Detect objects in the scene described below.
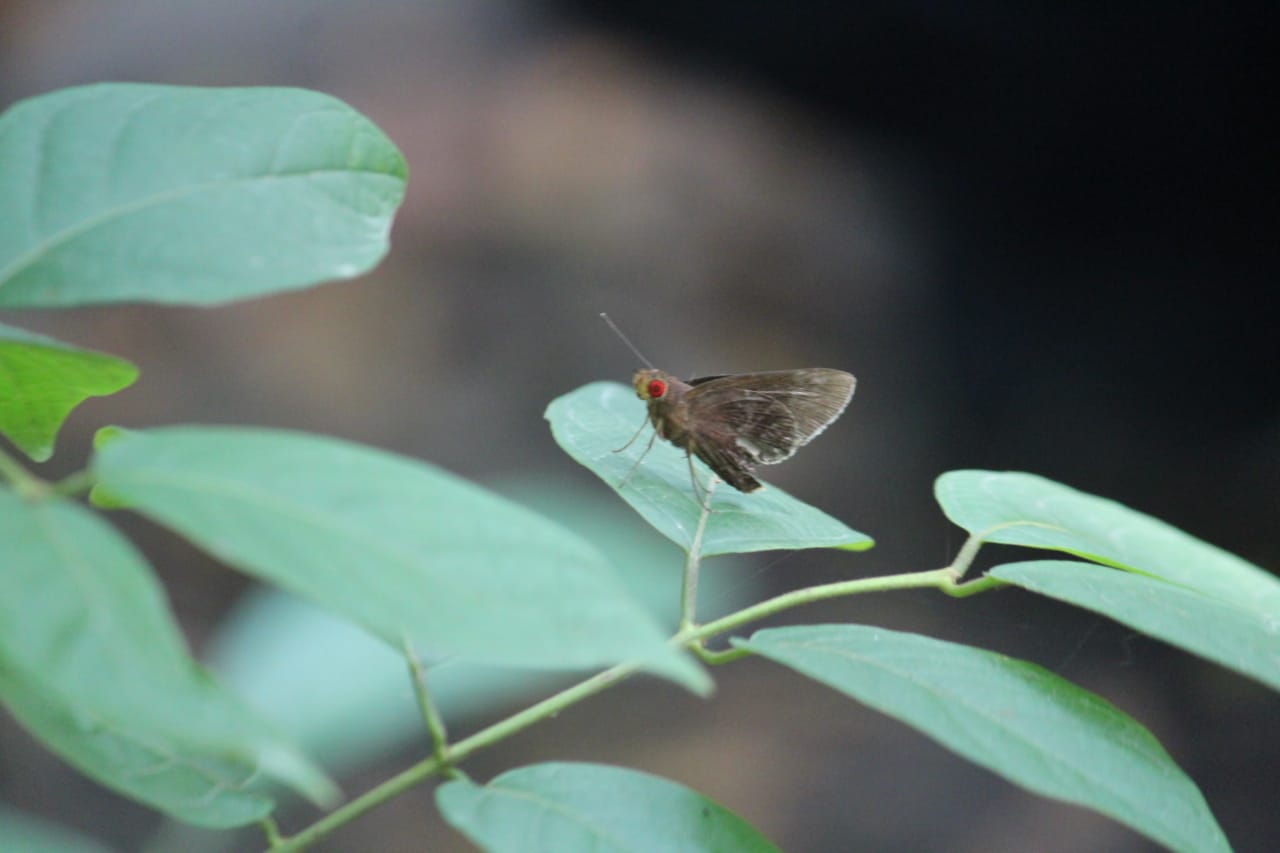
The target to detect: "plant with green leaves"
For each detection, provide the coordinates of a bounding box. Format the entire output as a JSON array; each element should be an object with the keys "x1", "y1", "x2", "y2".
[{"x1": 1, "y1": 83, "x2": 1274, "y2": 853}]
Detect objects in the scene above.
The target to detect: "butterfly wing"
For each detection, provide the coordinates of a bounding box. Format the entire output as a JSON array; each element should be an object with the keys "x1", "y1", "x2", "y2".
[
  {"x1": 683, "y1": 369, "x2": 856, "y2": 473},
  {"x1": 686, "y1": 432, "x2": 766, "y2": 492}
]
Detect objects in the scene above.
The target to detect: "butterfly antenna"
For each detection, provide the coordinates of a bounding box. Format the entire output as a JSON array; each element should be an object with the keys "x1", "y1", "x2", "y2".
[{"x1": 600, "y1": 312, "x2": 654, "y2": 368}]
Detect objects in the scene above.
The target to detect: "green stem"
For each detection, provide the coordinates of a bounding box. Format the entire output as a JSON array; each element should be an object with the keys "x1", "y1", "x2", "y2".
[
  {"x1": 402, "y1": 638, "x2": 453, "y2": 772},
  {"x1": 269, "y1": 662, "x2": 638, "y2": 852},
  {"x1": 678, "y1": 479, "x2": 715, "y2": 632},
  {"x1": 52, "y1": 469, "x2": 97, "y2": 498},
  {"x1": 691, "y1": 644, "x2": 751, "y2": 665},
  {"x1": 680, "y1": 568, "x2": 964, "y2": 643},
  {"x1": 940, "y1": 574, "x2": 1006, "y2": 597},
  {"x1": 0, "y1": 445, "x2": 48, "y2": 499},
  {"x1": 259, "y1": 816, "x2": 284, "y2": 847},
  {"x1": 269, "y1": 527, "x2": 1004, "y2": 850},
  {"x1": 949, "y1": 533, "x2": 985, "y2": 580}
]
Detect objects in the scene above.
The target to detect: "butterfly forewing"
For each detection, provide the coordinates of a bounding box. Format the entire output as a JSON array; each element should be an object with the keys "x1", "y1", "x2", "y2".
[{"x1": 683, "y1": 369, "x2": 856, "y2": 465}]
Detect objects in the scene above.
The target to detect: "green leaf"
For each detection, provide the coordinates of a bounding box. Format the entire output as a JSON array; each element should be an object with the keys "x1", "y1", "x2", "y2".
[
  {"x1": 545, "y1": 382, "x2": 872, "y2": 556},
  {"x1": 204, "y1": 478, "x2": 762, "y2": 776},
  {"x1": 0, "y1": 83, "x2": 406, "y2": 307},
  {"x1": 91, "y1": 427, "x2": 708, "y2": 693},
  {"x1": 436, "y1": 762, "x2": 780, "y2": 853},
  {"x1": 735, "y1": 624, "x2": 1228, "y2": 853},
  {"x1": 935, "y1": 470, "x2": 1280, "y2": 616},
  {"x1": 992, "y1": 560, "x2": 1280, "y2": 691},
  {"x1": 0, "y1": 489, "x2": 336, "y2": 827},
  {"x1": 0, "y1": 323, "x2": 137, "y2": 461}
]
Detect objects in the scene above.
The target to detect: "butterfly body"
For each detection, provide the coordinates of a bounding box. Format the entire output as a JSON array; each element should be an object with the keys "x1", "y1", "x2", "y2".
[{"x1": 631, "y1": 367, "x2": 856, "y2": 494}]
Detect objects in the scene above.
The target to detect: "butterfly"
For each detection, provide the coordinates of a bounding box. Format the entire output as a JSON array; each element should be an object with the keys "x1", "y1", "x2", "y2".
[{"x1": 620, "y1": 367, "x2": 856, "y2": 500}]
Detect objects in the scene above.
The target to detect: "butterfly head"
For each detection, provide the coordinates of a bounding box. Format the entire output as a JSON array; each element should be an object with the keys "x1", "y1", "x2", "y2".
[{"x1": 632, "y1": 368, "x2": 670, "y2": 401}]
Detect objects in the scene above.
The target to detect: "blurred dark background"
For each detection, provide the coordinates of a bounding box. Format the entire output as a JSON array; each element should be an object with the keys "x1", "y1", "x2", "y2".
[{"x1": 1, "y1": 2, "x2": 1276, "y2": 851}]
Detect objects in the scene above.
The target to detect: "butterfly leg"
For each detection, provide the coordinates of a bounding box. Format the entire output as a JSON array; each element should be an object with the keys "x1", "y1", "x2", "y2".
[
  {"x1": 613, "y1": 414, "x2": 652, "y2": 453},
  {"x1": 685, "y1": 449, "x2": 715, "y2": 510},
  {"x1": 617, "y1": 428, "x2": 659, "y2": 489}
]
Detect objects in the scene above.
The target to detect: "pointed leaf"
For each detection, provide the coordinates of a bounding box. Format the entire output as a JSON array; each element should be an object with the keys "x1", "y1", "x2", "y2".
[
  {"x1": 735, "y1": 624, "x2": 1228, "y2": 853},
  {"x1": 992, "y1": 560, "x2": 1280, "y2": 692},
  {"x1": 935, "y1": 470, "x2": 1280, "y2": 616},
  {"x1": 91, "y1": 427, "x2": 708, "y2": 692},
  {"x1": 437, "y1": 762, "x2": 780, "y2": 853},
  {"x1": 0, "y1": 83, "x2": 406, "y2": 307},
  {"x1": 546, "y1": 382, "x2": 871, "y2": 555},
  {"x1": 0, "y1": 489, "x2": 335, "y2": 827},
  {"x1": 0, "y1": 323, "x2": 137, "y2": 461},
  {"x1": 206, "y1": 480, "x2": 761, "y2": 773}
]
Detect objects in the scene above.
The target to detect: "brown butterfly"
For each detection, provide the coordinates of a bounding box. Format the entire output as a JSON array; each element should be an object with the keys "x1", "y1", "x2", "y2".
[
  {"x1": 604, "y1": 313, "x2": 855, "y2": 501},
  {"x1": 623, "y1": 368, "x2": 856, "y2": 498}
]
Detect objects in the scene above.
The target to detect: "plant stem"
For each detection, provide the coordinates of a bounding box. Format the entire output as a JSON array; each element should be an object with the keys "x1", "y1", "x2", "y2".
[
  {"x1": 679, "y1": 478, "x2": 715, "y2": 632},
  {"x1": 949, "y1": 533, "x2": 985, "y2": 579},
  {"x1": 259, "y1": 816, "x2": 283, "y2": 846},
  {"x1": 269, "y1": 662, "x2": 638, "y2": 852},
  {"x1": 681, "y1": 568, "x2": 965, "y2": 642},
  {"x1": 52, "y1": 469, "x2": 97, "y2": 497},
  {"x1": 691, "y1": 644, "x2": 751, "y2": 665},
  {"x1": 269, "y1": 524, "x2": 1003, "y2": 850},
  {"x1": 940, "y1": 574, "x2": 1006, "y2": 597},
  {"x1": 0, "y1": 445, "x2": 48, "y2": 499},
  {"x1": 402, "y1": 638, "x2": 453, "y2": 772}
]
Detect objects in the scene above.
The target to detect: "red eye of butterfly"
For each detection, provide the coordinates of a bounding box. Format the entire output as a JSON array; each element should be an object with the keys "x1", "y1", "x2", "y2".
[{"x1": 647, "y1": 379, "x2": 667, "y2": 399}]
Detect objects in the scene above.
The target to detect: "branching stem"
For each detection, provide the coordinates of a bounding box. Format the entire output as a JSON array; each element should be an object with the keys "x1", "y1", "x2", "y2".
[
  {"x1": 267, "y1": 515, "x2": 1001, "y2": 851},
  {"x1": 402, "y1": 637, "x2": 455, "y2": 774},
  {"x1": 268, "y1": 663, "x2": 636, "y2": 852}
]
